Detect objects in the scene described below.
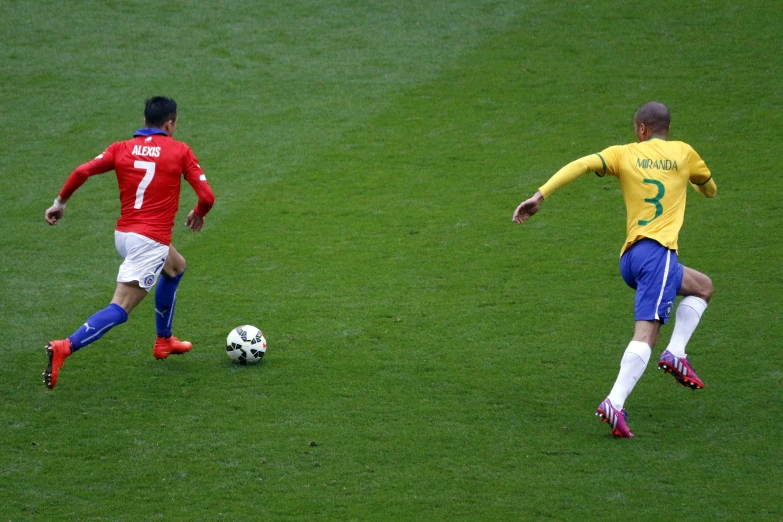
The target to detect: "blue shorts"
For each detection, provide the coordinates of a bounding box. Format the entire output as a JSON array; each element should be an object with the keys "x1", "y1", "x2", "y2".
[{"x1": 620, "y1": 239, "x2": 683, "y2": 324}]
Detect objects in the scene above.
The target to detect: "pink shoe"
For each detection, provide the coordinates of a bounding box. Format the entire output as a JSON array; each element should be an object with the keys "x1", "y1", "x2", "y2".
[
  {"x1": 658, "y1": 350, "x2": 704, "y2": 389},
  {"x1": 596, "y1": 398, "x2": 634, "y2": 438}
]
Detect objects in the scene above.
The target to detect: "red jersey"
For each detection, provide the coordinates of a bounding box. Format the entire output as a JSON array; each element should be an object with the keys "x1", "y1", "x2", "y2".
[{"x1": 59, "y1": 129, "x2": 215, "y2": 245}]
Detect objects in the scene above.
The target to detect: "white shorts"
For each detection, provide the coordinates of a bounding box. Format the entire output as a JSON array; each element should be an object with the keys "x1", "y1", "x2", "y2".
[{"x1": 114, "y1": 231, "x2": 169, "y2": 291}]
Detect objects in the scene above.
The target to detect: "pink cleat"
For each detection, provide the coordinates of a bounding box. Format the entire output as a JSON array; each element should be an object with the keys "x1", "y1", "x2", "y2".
[
  {"x1": 596, "y1": 398, "x2": 634, "y2": 438},
  {"x1": 658, "y1": 350, "x2": 704, "y2": 389}
]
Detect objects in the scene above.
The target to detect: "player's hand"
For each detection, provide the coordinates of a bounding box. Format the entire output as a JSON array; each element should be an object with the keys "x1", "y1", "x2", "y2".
[
  {"x1": 45, "y1": 205, "x2": 64, "y2": 226},
  {"x1": 513, "y1": 191, "x2": 544, "y2": 224},
  {"x1": 186, "y1": 210, "x2": 204, "y2": 232}
]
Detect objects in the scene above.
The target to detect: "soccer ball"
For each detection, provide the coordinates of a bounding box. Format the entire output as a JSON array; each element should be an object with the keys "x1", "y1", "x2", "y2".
[{"x1": 226, "y1": 325, "x2": 267, "y2": 365}]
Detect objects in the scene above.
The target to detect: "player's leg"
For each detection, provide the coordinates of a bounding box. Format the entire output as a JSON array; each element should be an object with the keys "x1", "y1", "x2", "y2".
[
  {"x1": 631, "y1": 319, "x2": 661, "y2": 347},
  {"x1": 667, "y1": 266, "x2": 712, "y2": 356},
  {"x1": 70, "y1": 281, "x2": 147, "y2": 348},
  {"x1": 44, "y1": 232, "x2": 167, "y2": 389},
  {"x1": 153, "y1": 245, "x2": 192, "y2": 359},
  {"x1": 598, "y1": 239, "x2": 677, "y2": 436},
  {"x1": 678, "y1": 266, "x2": 713, "y2": 301},
  {"x1": 68, "y1": 281, "x2": 150, "y2": 348},
  {"x1": 658, "y1": 266, "x2": 712, "y2": 389},
  {"x1": 606, "y1": 319, "x2": 659, "y2": 408},
  {"x1": 43, "y1": 282, "x2": 145, "y2": 390},
  {"x1": 155, "y1": 245, "x2": 186, "y2": 339}
]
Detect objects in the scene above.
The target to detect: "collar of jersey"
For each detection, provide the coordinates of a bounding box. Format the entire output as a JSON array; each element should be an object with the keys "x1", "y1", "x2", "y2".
[
  {"x1": 134, "y1": 128, "x2": 169, "y2": 137},
  {"x1": 647, "y1": 135, "x2": 665, "y2": 141}
]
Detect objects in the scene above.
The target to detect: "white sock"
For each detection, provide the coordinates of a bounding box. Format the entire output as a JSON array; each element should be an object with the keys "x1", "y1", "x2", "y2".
[
  {"x1": 665, "y1": 296, "x2": 708, "y2": 357},
  {"x1": 607, "y1": 341, "x2": 651, "y2": 411}
]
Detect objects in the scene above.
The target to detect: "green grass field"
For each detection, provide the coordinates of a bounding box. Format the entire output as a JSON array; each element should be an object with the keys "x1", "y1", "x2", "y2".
[{"x1": 1, "y1": 1, "x2": 781, "y2": 520}]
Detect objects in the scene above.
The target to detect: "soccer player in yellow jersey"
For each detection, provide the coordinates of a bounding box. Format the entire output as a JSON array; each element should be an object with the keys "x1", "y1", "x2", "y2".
[{"x1": 513, "y1": 102, "x2": 717, "y2": 438}]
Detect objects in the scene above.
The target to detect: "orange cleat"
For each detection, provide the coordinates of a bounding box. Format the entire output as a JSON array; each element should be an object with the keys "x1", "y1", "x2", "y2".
[
  {"x1": 44, "y1": 340, "x2": 72, "y2": 390},
  {"x1": 154, "y1": 336, "x2": 193, "y2": 359}
]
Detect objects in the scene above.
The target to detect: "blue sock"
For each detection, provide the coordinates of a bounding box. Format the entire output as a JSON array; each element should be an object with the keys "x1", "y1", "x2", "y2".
[
  {"x1": 155, "y1": 271, "x2": 184, "y2": 338},
  {"x1": 68, "y1": 303, "x2": 129, "y2": 352}
]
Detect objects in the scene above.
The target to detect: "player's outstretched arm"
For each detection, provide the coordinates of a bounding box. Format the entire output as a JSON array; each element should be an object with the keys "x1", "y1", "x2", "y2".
[
  {"x1": 513, "y1": 191, "x2": 544, "y2": 224},
  {"x1": 513, "y1": 154, "x2": 606, "y2": 225},
  {"x1": 44, "y1": 197, "x2": 68, "y2": 226},
  {"x1": 46, "y1": 146, "x2": 117, "y2": 226}
]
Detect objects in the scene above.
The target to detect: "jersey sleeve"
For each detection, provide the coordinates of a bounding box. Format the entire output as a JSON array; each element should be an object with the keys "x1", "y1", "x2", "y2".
[
  {"x1": 59, "y1": 142, "x2": 119, "y2": 200},
  {"x1": 687, "y1": 145, "x2": 717, "y2": 197},
  {"x1": 538, "y1": 153, "x2": 607, "y2": 199},
  {"x1": 182, "y1": 146, "x2": 204, "y2": 183},
  {"x1": 595, "y1": 145, "x2": 622, "y2": 178},
  {"x1": 182, "y1": 147, "x2": 215, "y2": 217}
]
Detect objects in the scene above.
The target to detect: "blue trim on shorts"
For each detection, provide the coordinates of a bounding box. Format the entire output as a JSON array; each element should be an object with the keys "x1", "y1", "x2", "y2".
[{"x1": 620, "y1": 239, "x2": 683, "y2": 324}]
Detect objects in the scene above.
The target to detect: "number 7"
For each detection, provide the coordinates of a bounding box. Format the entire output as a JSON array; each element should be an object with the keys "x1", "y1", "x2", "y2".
[{"x1": 134, "y1": 160, "x2": 156, "y2": 209}]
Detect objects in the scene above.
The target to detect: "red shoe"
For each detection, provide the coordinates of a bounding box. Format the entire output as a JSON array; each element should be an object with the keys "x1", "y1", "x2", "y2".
[
  {"x1": 44, "y1": 340, "x2": 72, "y2": 390},
  {"x1": 154, "y1": 336, "x2": 193, "y2": 359}
]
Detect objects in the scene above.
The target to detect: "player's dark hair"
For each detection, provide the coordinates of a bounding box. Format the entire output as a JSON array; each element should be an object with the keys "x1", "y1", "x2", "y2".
[
  {"x1": 144, "y1": 96, "x2": 177, "y2": 127},
  {"x1": 634, "y1": 101, "x2": 670, "y2": 134}
]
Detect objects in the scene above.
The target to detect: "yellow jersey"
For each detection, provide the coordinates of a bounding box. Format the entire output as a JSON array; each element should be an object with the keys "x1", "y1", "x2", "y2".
[{"x1": 538, "y1": 137, "x2": 716, "y2": 255}]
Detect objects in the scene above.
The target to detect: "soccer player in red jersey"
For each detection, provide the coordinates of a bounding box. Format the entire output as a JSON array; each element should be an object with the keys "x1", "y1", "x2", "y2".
[{"x1": 43, "y1": 96, "x2": 215, "y2": 389}]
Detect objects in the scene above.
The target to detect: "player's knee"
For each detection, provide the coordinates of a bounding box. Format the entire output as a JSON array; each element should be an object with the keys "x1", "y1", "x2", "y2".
[
  {"x1": 173, "y1": 258, "x2": 187, "y2": 276},
  {"x1": 165, "y1": 261, "x2": 186, "y2": 278},
  {"x1": 163, "y1": 254, "x2": 186, "y2": 277},
  {"x1": 697, "y1": 275, "x2": 713, "y2": 302}
]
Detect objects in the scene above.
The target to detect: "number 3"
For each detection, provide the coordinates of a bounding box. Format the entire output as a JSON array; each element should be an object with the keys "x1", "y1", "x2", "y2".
[
  {"x1": 638, "y1": 178, "x2": 665, "y2": 226},
  {"x1": 134, "y1": 160, "x2": 156, "y2": 209}
]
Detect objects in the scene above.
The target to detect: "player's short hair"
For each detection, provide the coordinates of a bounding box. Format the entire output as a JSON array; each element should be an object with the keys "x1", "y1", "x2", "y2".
[
  {"x1": 144, "y1": 96, "x2": 177, "y2": 127},
  {"x1": 634, "y1": 101, "x2": 670, "y2": 134}
]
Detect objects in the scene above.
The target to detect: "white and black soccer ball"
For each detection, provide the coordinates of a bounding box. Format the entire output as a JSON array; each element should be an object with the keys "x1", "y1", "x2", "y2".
[{"x1": 226, "y1": 325, "x2": 267, "y2": 365}]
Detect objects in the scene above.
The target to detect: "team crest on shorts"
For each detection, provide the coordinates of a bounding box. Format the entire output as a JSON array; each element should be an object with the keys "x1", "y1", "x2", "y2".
[
  {"x1": 142, "y1": 274, "x2": 155, "y2": 287},
  {"x1": 665, "y1": 301, "x2": 674, "y2": 318}
]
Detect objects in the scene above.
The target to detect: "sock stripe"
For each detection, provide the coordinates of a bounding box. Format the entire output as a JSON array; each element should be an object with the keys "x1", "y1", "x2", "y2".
[
  {"x1": 167, "y1": 294, "x2": 177, "y2": 330},
  {"x1": 81, "y1": 322, "x2": 116, "y2": 344}
]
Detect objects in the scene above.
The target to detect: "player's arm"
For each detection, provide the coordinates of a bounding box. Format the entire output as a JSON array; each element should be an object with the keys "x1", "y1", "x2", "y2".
[
  {"x1": 691, "y1": 177, "x2": 716, "y2": 198},
  {"x1": 182, "y1": 148, "x2": 215, "y2": 232},
  {"x1": 513, "y1": 153, "x2": 607, "y2": 224},
  {"x1": 45, "y1": 144, "x2": 117, "y2": 226},
  {"x1": 184, "y1": 178, "x2": 215, "y2": 232},
  {"x1": 687, "y1": 147, "x2": 716, "y2": 198}
]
